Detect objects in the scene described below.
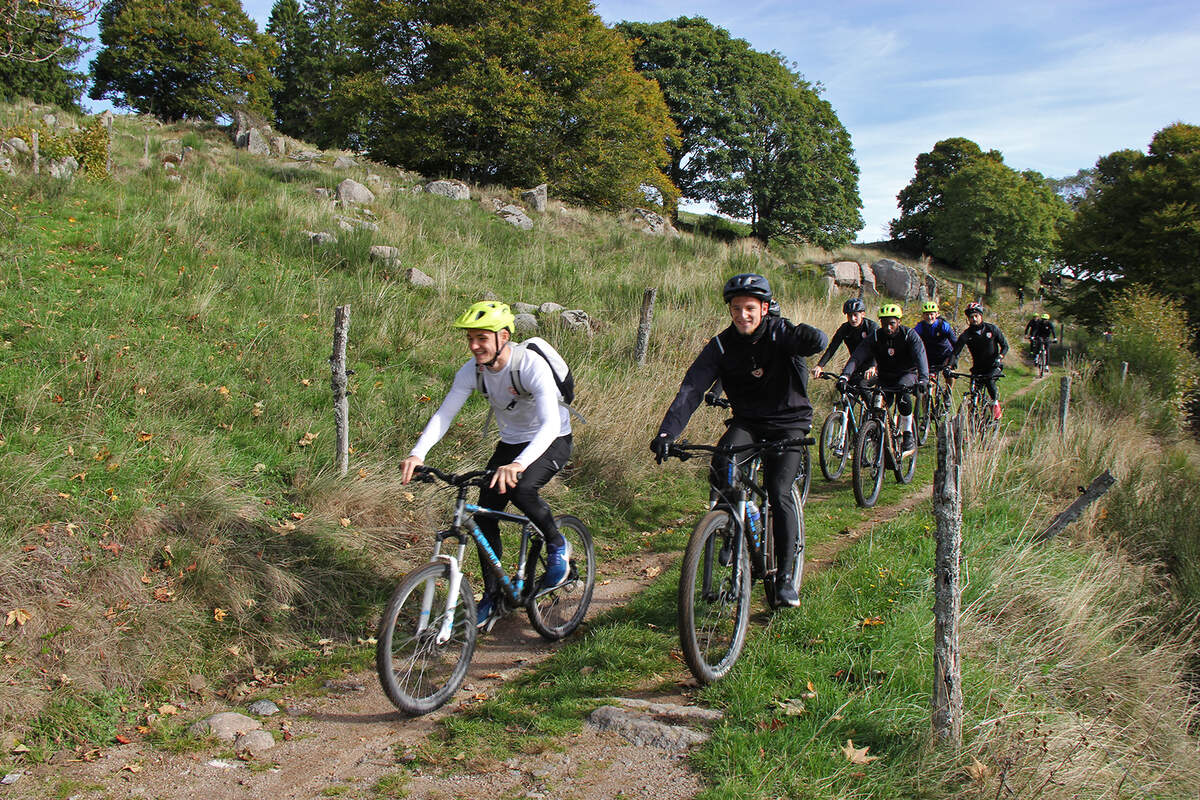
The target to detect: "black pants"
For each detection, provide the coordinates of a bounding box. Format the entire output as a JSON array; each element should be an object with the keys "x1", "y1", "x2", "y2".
[
  {"x1": 971, "y1": 366, "x2": 1002, "y2": 402},
  {"x1": 878, "y1": 372, "x2": 918, "y2": 415},
  {"x1": 711, "y1": 421, "x2": 806, "y2": 572},
  {"x1": 476, "y1": 434, "x2": 572, "y2": 595}
]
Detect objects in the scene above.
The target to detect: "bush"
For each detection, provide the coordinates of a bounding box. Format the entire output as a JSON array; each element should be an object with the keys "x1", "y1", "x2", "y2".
[
  {"x1": 1095, "y1": 286, "x2": 1199, "y2": 413},
  {"x1": 1, "y1": 118, "x2": 110, "y2": 179}
]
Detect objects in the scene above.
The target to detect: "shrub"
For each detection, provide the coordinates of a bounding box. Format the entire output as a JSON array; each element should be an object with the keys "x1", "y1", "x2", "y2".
[
  {"x1": 1, "y1": 118, "x2": 110, "y2": 179},
  {"x1": 1095, "y1": 286, "x2": 1199, "y2": 412}
]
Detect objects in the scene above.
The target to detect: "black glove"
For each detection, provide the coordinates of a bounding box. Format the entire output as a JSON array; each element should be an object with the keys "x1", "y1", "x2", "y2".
[
  {"x1": 650, "y1": 433, "x2": 674, "y2": 464},
  {"x1": 942, "y1": 367, "x2": 953, "y2": 381}
]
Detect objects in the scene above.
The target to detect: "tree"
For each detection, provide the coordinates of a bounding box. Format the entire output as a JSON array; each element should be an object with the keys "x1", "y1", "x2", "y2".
[
  {"x1": 890, "y1": 137, "x2": 1003, "y2": 255},
  {"x1": 930, "y1": 160, "x2": 1065, "y2": 295},
  {"x1": 341, "y1": 0, "x2": 678, "y2": 209},
  {"x1": 0, "y1": 3, "x2": 87, "y2": 107},
  {"x1": 266, "y1": 0, "x2": 320, "y2": 139},
  {"x1": 1058, "y1": 123, "x2": 1200, "y2": 330},
  {"x1": 618, "y1": 17, "x2": 861, "y2": 244},
  {"x1": 0, "y1": 0, "x2": 98, "y2": 62},
  {"x1": 89, "y1": 0, "x2": 278, "y2": 122}
]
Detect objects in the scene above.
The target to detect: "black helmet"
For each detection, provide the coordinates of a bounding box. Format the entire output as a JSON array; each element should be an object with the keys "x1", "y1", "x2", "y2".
[
  {"x1": 843, "y1": 297, "x2": 866, "y2": 314},
  {"x1": 722, "y1": 273, "x2": 772, "y2": 303}
]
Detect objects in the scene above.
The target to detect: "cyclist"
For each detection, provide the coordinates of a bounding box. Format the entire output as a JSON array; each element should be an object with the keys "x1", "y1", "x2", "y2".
[
  {"x1": 838, "y1": 303, "x2": 929, "y2": 457},
  {"x1": 399, "y1": 301, "x2": 573, "y2": 628},
  {"x1": 650, "y1": 274, "x2": 827, "y2": 607},
  {"x1": 913, "y1": 300, "x2": 957, "y2": 387},
  {"x1": 1024, "y1": 312, "x2": 1056, "y2": 363},
  {"x1": 950, "y1": 302, "x2": 1009, "y2": 420},
  {"x1": 811, "y1": 297, "x2": 878, "y2": 390}
]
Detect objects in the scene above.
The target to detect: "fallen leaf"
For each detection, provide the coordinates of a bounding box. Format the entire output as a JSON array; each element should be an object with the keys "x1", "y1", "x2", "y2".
[
  {"x1": 965, "y1": 757, "x2": 991, "y2": 783},
  {"x1": 121, "y1": 761, "x2": 143, "y2": 773},
  {"x1": 402, "y1": 491, "x2": 414, "y2": 502},
  {"x1": 100, "y1": 541, "x2": 121, "y2": 555},
  {"x1": 115, "y1": 733, "x2": 133, "y2": 744},
  {"x1": 297, "y1": 431, "x2": 318, "y2": 447},
  {"x1": 300, "y1": 378, "x2": 312, "y2": 387},
  {"x1": 339, "y1": 518, "x2": 351, "y2": 528},
  {"x1": 136, "y1": 431, "x2": 153, "y2": 442},
  {"x1": 861, "y1": 617, "x2": 885, "y2": 627},
  {"x1": 841, "y1": 739, "x2": 880, "y2": 765},
  {"x1": 5, "y1": 608, "x2": 31, "y2": 627},
  {"x1": 93, "y1": 448, "x2": 110, "y2": 461},
  {"x1": 776, "y1": 699, "x2": 806, "y2": 716},
  {"x1": 158, "y1": 704, "x2": 178, "y2": 716},
  {"x1": 290, "y1": 511, "x2": 305, "y2": 520},
  {"x1": 106, "y1": 461, "x2": 120, "y2": 472},
  {"x1": 217, "y1": 386, "x2": 230, "y2": 397},
  {"x1": 70, "y1": 471, "x2": 86, "y2": 481},
  {"x1": 153, "y1": 586, "x2": 175, "y2": 602},
  {"x1": 251, "y1": 401, "x2": 264, "y2": 418},
  {"x1": 418, "y1": 395, "x2": 431, "y2": 403},
  {"x1": 357, "y1": 467, "x2": 368, "y2": 479},
  {"x1": 642, "y1": 565, "x2": 662, "y2": 578},
  {"x1": 274, "y1": 520, "x2": 297, "y2": 533},
  {"x1": 213, "y1": 608, "x2": 227, "y2": 622}
]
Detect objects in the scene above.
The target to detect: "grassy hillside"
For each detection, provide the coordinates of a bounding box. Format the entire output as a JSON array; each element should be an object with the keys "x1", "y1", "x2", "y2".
[{"x1": 3, "y1": 104, "x2": 1198, "y2": 798}]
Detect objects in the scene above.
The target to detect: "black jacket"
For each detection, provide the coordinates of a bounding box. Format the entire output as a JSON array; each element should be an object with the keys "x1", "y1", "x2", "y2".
[
  {"x1": 657, "y1": 316, "x2": 827, "y2": 438},
  {"x1": 816, "y1": 318, "x2": 879, "y2": 369},
  {"x1": 842, "y1": 324, "x2": 929, "y2": 383},
  {"x1": 952, "y1": 322, "x2": 1009, "y2": 370}
]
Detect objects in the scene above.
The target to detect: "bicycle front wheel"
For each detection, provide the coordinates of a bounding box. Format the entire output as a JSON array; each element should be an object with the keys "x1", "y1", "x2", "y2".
[
  {"x1": 526, "y1": 515, "x2": 596, "y2": 641},
  {"x1": 796, "y1": 445, "x2": 812, "y2": 505},
  {"x1": 819, "y1": 409, "x2": 850, "y2": 480},
  {"x1": 678, "y1": 510, "x2": 751, "y2": 684},
  {"x1": 852, "y1": 418, "x2": 885, "y2": 508},
  {"x1": 376, "y1": 562, "x2": 477, "y2": 716},
  {"x1": 894, "y1": 424, "x2": 918, "y2": 484}
]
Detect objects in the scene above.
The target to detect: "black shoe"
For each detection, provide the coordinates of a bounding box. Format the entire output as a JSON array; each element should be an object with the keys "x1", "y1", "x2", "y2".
[
  {"x1": 718, "y1": 536, "x2": 733, "y2": 566},
  {"x1": 775, "y1": 581, "x2": 800, "y2": 607},
  {"x1": 901, "y1": 431, "x2": 916, "y2": 457}
]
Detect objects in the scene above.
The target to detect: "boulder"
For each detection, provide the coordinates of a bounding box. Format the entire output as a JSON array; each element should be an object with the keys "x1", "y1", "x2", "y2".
[
  {"x1": 826, "y1": 261, "x2": 861, "y2": 287},
  {"x1": 539, "y1": 302, "x2": 565, "y2": 315},
  {"x1": 292, "y1": 150, "x2": 322, "y2": 161},
  {"x1": 48, "y1": 156, "x2": 79, "y2": 179},
  {"x1": 337, "y1": 179, "x2": 375, "y2": 206},
  {"x1": 270, "y1": 136, "x2": 288, "y2": 157},
  {"x1": 333, "y1": 155, "x2": 356, "y2": 169},
  {"x1": 97, "y1": 110, "x2": 114, "y2": 128},
  {"x1": 871, "y1": 258, "x2": 922, "y2": 300},
  {"x1": 234, "y1": 729, "x2": 276, "y2": 757},
  {"x1": 424, "y1": 179, "x2": 471, "y2": 200},
  {"x1": 313, "y1": 187, "x2": 331, "y2": 199},
  {"x1": 6, "y1": 137, "x2": 29, "y2": 155},
  {"x1": 188, "y1": 712, "x2": 261, "y2": 741},
  {"x1": 512, "y1": 302, "x2": 538, "y2": 314},
  {"x1": 301, "y1": 230, "x2": 337, "y2": 245},
  {"x1": 406, "y1": 268, "x2": 435, "y2": 287},
  {"x1": 247, "y1": 699, "x2": 280, "y2": 717},
  {"x1": 521, "y1": 183, "x2": 548, "y2": 212},
  {"x1": 559, "y1": 309, "x2": 592, "y2": 334},
  {"x1": 859, "y1": 263, "x2": 878, "y2": 295},
  {"x1": 369, "y1": 245, "x2": 402, "y2": 264},
  {"x1": 513, "y1": 313, "x2": 538, "y2": 333},
  {"x1": 497, "y1": 204, "x2": 533, "y2": 230},
  {"x1": 42, "y1": 113, "x2": 57, "y2": 128},
  {"x1": 246, "y1": 128, "x2": 270, "y2": 156},
  {"x1": 336, "y1": 216, "x2": 378, "y2": 232},
  {"x1": 629, "y1": 207, "x2": 680, "y2": 238}
]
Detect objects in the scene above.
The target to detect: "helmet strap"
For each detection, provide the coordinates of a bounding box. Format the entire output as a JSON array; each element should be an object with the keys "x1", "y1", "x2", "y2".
[{"x1": 481, "y1": 332, "x2": 509, "y2": 369}]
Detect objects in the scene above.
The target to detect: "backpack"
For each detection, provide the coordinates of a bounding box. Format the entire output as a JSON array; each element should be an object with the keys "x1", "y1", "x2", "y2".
[{"x1": 476, "y1": 337, "x2": 585, "y2": 425}]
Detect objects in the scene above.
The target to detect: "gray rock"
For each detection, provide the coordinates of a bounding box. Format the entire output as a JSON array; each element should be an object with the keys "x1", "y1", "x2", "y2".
[
  {"x1": 336, "y1": 216, "x2": 379, "y2": 232},
  {"x1": 406, "y1": 268, "x2": 435, "y2": 287},
  {"x1": 246, "y1": 128, "x2": 270, "y2": 156},
  {"x1": 539, "y1": 302, "x2": 565, "y2": 315},
  {"x1": 42, "y1": 113, "x2": 57, "y2": 128},
  {"x1": 826, "y1": 261, "x2": 861, "y2": 287},
  {"x1": 513, "y1": 313, "x2": 538, "y2": 333},
  {"x1": 871, "y1": 258, "x2": 922, "y2": 300},
  {"x1": 98, "y1": 110, "x2": 114, "y2": 128},
  {"x1": 247, "y1": 699, "x2": 280, "y2": 716},
  {"x1": 588, "y1": 706, "x2": 709, "y2": 752},
  {"x1": 313, "y1": 188, "x2": 331, "y2": 199},
  {"x1": 521, "y1": 183, "x2": 548, "y2": 212},
  {"x1": 512, "y1": 302, "x2": 538, "y2": 314},
  {"x1": 166, "y1": 174, "x2": 182, "y2": 183},
  {"x1": 301, "y1": 230, "x2": 337, "y2": 245},
  {"x1": 163, "y1": 161, "x2": 176, "y2": 171},
  {"x1": 630, "y1": 208, "x2": 680, "y2": 238},
  {"x1": 0, "y1": 155, "x2": 14, "y2": 176},
  {"x1": 609, "y1": 697, "x2": 724, "y2": 723},
  {"x1": 337, "y1": 178, "x2": 375, "y2": 206},
  {"x1": 333, "y1": 155, "x2": 356, "y2": 169},
  {"x1": 821, "y1": 276, "x2": 836, "y2": 297},
  {"x1": 234, "y1": 729, "x2": 276, "y2": 757},
  {"x1": 292, "y1": 150, "x2": 322, "y2": 161},
  {"x1": 498, "y1": 204, "x2": 533, "y2": 230},
  {"x1": 270, "y1": 136, "x2": 288, "y2": 157},
  {"x1": 0, "y1": 772, "x2": 21, "y2": 785},
  {"x1": 48, "y1": 156, "x2": 79, "y2": 179},
  {"x1": 424, "y1": 179, "x2": 471, "y2": 200},
  {"x1": 559, "y1": 309, "x2": 591, "y2": 333},
  {"x1": 5, "y1": 137, "x2": 29, "y2": 155},
  {"x1": 860, "y1": 263, "x2": 878, "y2": 295},
  {"x1": 369, "y1": 245, "x2": 402, "y2": 264},
  {"x1": 189, "y1": 712, "x2": 261, "y2": 741}
]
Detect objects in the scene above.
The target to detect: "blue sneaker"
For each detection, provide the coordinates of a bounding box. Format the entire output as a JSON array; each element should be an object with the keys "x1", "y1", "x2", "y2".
[
  {"x1": 540, "y1": 538, "x2": 572, "y2": 591},
  {"x1": 475, "y1": 594, "x2": 495, "y2": 629}
]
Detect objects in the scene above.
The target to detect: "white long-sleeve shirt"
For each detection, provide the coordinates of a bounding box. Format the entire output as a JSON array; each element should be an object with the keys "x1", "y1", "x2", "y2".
[{"x1": 409, "y1": 349, "x2": 571, "y2": 467}]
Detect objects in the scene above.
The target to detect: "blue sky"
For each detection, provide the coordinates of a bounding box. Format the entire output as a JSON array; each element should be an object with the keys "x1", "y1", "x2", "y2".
[{"x1": 89, "y1": 0, "x2": 1200, "y2": 242}]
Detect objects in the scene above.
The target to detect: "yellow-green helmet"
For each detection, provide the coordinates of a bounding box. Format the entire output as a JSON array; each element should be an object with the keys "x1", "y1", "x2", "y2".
[
  {"x1": 1041, "y1": 312, "x2": 1050, "y2": 320},
  {"x1": 879, "y1": 303, "x2": 903, "y2": 319},
  {"x1": 920, "y1": 301, "x2": 938, "y2": 313},
  {"x1": 453, "y1": 301, "x2": 514, "y2": 332}
]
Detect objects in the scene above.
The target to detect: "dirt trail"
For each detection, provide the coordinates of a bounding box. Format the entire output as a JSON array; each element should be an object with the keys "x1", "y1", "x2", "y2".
[{"x1": 5, "y1": 381, "x2": 1049, "y2": 799}]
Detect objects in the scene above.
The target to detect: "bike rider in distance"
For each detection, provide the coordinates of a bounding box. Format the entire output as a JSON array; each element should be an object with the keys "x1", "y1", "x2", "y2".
[
  {"x1": 913, "y1": 300, "x2": 957, "y2": 389},
  {"x1": 650, "y1": 274, "x2": 827, "y2": 607},
  {"x1": 951, "y1": 301, "x2": 1009, "y2": 420},
  {"x1": 1024, "y1": 312, "x2": 1056, "y2": 360},
  {"x1": 810, "y1": 297, "x2": 878, "y2": 390},
  {"x1": 399, "y1": 301, "x2": 573, "y2": 628},
  {"x1": 838, "y1": 303, "x2": 929, "y2": 457}
]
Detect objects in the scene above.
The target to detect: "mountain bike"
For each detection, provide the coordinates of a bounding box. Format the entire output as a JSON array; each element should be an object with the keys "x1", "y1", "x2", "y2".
[
  {"x1": 816, "y1": 373, "x2": 867, "y2": 480},
  {"x1": 662, "y1": 435, "x2": 812, "y2": 684},
  {"x1": 376, "y1": 465, "x2": 595, "y2": 715},
  {"x1": 916, "y1": 369, "x2": 954, "y2": 446},
  {"x1": 950, "y1": 371, "x2": 1005, "y2": 439},
  {"x1": 704, "y1": 392, "x2": 810, "y2": 504},
  {"x1": 852, "y1": 383, "x2": 919, "y2": 508},
  {"x1": 1029, "y1": 337, "x2": 1050, "y2": 377}
]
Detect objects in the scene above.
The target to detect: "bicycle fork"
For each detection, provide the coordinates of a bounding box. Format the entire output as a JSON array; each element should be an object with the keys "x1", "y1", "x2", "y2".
[{"x1": 421, "y1": 539, "x2": 470, "y2": 645}]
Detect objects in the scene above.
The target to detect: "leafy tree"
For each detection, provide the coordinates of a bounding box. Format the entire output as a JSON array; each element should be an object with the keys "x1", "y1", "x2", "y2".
[
  {"x1": 1058, "y1": 123, "x2": 1200, "y2": 331},
  {"x1": 266, "y1": 0, "x2": 320, "y2": 139},
  {"x1": 90, "y1": 0, "x2": 278, "y2": 121},
  {"x1": 890, "y1": 137, "x2": 1002, "y2": 255},
  {"x1": 0, "y1": 4, "x2": 87, "y2": 107},
  {"x1": 930, "y1": 160, "x2": 1065, "y2": 295},
  {"x1": 0, "y1": 0, "x2": 98, "y2": 62},
  {"x1": 617, "y1": 17, "x2": 861, "y2": 244},
  {"x1": 1046, "y1": 167, "x2": 1095, "y2": 209},
  {"x1": 342, "y1": 0, "x2": 678, "y2": 209}
]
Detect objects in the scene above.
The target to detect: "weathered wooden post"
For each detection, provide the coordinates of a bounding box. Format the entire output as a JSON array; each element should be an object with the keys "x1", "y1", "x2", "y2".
[
  {"x1": 331, "y1": 305, "x2": 351, "y2": 477},
  {"x1": 932, "y1": 407, "x2": 964, "y2": 748},
  {"x1": 953, "y1": 283, "x2": 962, "y2": 321},
  {"x1": 103, "y1": 115, "x2": 113, "y2": 175},
  {"x1": 634, "y1": 287, "x2": 656, "y2": 366},
  {"x1": 1120, "y1": 362, "x2": 1129, "y2": 386},
  {"x1": 31, "y1": 129, "x2": 39, "y2": 175},
  {"x1": 1058, "y1": 375, "x2": 1071, "y2": 432}
]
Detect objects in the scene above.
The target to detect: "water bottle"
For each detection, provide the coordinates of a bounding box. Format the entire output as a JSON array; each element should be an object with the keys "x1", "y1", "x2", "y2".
[{"x1": 746, "y1": 501, "x2": 762, "y2": 534}]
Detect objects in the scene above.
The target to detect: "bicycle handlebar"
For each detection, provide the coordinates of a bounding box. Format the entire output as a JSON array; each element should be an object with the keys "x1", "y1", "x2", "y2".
[
  {"x1": 411, "y1": 464, "x2": 494, "y2": 487},
  {"x1": 664, "y1": 436, "x2": 814, "y2": 462},
  {"x1": 947, "y1": 371, "x2": 1005, "y2": 380}
]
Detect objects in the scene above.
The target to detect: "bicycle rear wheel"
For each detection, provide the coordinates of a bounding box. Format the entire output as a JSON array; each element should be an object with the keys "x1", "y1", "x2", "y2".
[
  {"x1": 916, "y1": 389, "x2": 932, "y2": 446},
  {"x1": 526, "y1": 515, "x2": 596, "y2": 641},
  {"x1": 766, "y1": 484, "x2": 805, "y2": 609},
  {"x1": 678, "y1": 510, "x2": 751, "y2": 684},
  {"x1": 893, "y1": 423, "x2": 918, "y2": 484},
  {"x1": 852, "y1": 418, "x2": 885, "y2": 508},
  {"x1": 377, "y1": 562, "x2": 477, "y2": 716},
  {"x1": 818, "y1": 409, "x2": 850, "y2": 480}
]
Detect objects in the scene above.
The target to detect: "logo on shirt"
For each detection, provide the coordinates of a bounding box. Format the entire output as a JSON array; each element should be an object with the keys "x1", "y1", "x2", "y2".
[
  {"x1": 986, "y1": 332, "x2": 992, "y2": 339},
  {"x1": 751, "y1": 368, "x2": 764, "y2": 378},
  {"x1": 887, "y1": 348, "x2": 895, "y2": 356}
]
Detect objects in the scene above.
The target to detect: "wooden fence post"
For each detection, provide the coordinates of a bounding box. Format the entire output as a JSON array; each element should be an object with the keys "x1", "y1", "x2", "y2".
[
  {"x1": 32, "y1": 130, "x2": 39, "y2": 175},
  {"x1": 634, "y1": 287, "x2": 656, "y2": 366},
  {"x1": 1120, "y1": 362, "x2": 1128, "y2": 386},
  {"x1": 331, "y1": 305, "x2": 351, "y2": 477},
  {"x1": 932, "y1": 408, "x2": 964, "y2": 748},
  {"x1": 1058, "y1": 375, "x2": 1071, "y2": 432}
]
